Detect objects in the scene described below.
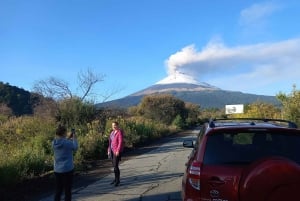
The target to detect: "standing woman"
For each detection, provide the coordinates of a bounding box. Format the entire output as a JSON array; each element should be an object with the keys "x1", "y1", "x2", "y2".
[
  {"x1": 107, "y1": 121, "x2": 124, "y2": 186},
  {"x1": 52, "y1": 125, "x2": 78, "y2": 201}
]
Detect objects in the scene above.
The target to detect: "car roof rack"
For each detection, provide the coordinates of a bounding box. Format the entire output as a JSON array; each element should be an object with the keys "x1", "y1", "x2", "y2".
[{"x1": 208, "y1": 118, "x2": 298, "y2": 128}]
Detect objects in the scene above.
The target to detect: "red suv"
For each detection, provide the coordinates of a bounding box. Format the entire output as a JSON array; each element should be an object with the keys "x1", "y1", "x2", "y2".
[{"x1": 182, "y1": 118, "x2": 300, "y2": 201}]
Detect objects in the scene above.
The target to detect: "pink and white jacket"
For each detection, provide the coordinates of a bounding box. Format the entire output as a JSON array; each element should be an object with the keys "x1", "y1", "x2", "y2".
[{"x1": 108, "y1": 129, "x2": 124, "y2": 154}]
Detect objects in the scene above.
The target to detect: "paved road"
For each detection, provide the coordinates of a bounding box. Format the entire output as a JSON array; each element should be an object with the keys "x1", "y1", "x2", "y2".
[{"x1": 40, "y1": 129, "x2": 198, "y2": 201}]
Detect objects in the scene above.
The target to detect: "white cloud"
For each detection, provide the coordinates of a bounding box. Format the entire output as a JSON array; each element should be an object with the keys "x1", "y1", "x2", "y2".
[
  {"x1": 162, "y1": 38, "x2": 300, "y2": 95},
  {"x1": 239, "y1": 2, "x2": 280, "y2": 26}
]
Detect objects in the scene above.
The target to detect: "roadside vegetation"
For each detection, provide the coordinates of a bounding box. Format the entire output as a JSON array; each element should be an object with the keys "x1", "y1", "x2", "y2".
[{"x1": 0, "y1": 70, "x2": 299, "y2": 192}]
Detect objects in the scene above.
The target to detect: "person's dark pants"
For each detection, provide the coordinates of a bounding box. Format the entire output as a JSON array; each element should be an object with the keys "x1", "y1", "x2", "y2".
[
  {"x1": 112, "y1": 153, "x2": 121, "y2": 183},
  {"x1": 54, "y1": 170, "x2": 74, "y2": 201}
]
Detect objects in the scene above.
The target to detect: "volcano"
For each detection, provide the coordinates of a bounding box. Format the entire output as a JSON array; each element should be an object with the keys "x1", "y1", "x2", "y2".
[
  {"x1": 132, "y1": 72, "x2": 220, "y2": 96},
  {"x1": 96, "y1": 73, "x2": 279, "y2": 109}
]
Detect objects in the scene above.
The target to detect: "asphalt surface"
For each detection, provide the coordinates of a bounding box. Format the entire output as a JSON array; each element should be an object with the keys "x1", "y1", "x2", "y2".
[{"x1": 38, "y1": 129, "x2": 197, "y2": 201}]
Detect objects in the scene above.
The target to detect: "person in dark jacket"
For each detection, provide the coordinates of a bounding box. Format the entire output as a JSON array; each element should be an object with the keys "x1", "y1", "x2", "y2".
[
  {"x1": 52, "y1": 125, "x2": 78, "y2": 201},
  {"x1": 107, "y1": 121, "x2": 124, "y2": 186}
]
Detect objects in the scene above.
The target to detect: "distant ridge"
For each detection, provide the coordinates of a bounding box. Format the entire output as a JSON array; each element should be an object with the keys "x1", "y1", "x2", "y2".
[{"x1": 96, "y1": 82, "x2": 280, "y2": 109}]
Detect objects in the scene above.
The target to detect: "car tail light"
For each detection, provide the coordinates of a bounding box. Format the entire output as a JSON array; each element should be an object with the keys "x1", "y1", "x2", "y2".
[{"x1": 188, "y1": 160, "x2": 201, "y2": 190}]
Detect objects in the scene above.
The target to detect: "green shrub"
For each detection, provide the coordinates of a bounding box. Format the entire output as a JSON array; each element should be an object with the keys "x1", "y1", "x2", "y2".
[
  {"x1": 0, "y1": 143, "x2": 51, "y2": 187},
  {"x1": 0, "y1": 114, "x2": 180, "y2": 187}
]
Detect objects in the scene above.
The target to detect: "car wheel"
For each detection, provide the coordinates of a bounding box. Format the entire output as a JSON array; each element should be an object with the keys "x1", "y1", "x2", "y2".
[{"x1": 239, "y1": 156, "x2": 300, "y2": 201}]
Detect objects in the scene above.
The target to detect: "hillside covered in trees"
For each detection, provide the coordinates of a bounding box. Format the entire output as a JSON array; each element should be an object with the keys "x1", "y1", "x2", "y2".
[{"x1": 0, "y1": 82, "x2": 41, "y2": 116}]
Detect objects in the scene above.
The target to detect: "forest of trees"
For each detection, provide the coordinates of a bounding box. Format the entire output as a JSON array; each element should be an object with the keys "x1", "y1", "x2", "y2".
[{"x1": 0, "y1": 82, "x2": 40, "y2": 116}]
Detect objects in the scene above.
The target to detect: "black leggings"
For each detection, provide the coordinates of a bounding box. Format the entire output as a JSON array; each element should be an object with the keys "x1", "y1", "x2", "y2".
[
  {"x1": 112, "y1": 153, "x2": 121, "y2": 182},
  {"x1": 54, "y1": 170, "x2": 74, "y2": 201}
]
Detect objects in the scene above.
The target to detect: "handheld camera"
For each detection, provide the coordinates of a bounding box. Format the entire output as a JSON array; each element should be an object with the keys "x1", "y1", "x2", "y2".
[{"x1": 70, "y1": 128, "x2": 75, "y2": 138}]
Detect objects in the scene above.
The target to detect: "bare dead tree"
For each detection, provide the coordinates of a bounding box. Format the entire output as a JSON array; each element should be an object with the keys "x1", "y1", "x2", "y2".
[
  {"x1": 97, "y1": 86, "x2": 125, "y2": 103},
  {"x1": 32, "y1": 68, "x2": 119, "y2": 102},
  {"x1": 33, "y1": 77, "x2": 73, "y2": 100},
  {"x1": 77, "y1": 68, "x2": 105, "y2": 101}
]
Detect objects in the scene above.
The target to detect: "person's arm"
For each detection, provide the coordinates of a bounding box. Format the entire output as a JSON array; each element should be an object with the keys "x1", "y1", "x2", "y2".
[
  {"x1": 115, "y1": 130, "x2": 124, "y2": 156},
  {"x1": 66, "y1": 130, "x2": 78, "y2": 151},
  {"x1": 70, "y1": 130, "x2": 78, "y2": 151},
  {"x1": 72, "y1": 135, "x2": 78, "y2": 151},
  {"x1": 107, "y1": 134, "x2": 111, "y2": 156}
]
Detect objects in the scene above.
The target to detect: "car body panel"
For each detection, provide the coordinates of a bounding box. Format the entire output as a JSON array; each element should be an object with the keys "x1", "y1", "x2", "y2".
[
  {"x1": 200, "y1": 165, "x2": 243, "y2": 201},
  {"x1": 182, "y1": 119, "x2": 300, "y2": 201}
]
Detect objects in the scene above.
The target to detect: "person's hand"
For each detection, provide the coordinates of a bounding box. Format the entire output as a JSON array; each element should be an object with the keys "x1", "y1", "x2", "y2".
[
  {"x1": 69, "y1": 129, "x2": 76, "y2": 139},
  {"x1": 115, "y1": 151, "x2": 119, "y2": 156},
  {"x1": 67, "y1": 132, "x2": 73, "y2": 139}
]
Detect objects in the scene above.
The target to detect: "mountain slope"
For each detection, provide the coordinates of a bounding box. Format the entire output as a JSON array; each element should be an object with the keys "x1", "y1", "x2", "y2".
[
  {"x1": 131, "y1": 83, "x2": 220, "y2": 96},
  {"x1": 96, "y1": 83, "x2": 280, "y2": 109}
]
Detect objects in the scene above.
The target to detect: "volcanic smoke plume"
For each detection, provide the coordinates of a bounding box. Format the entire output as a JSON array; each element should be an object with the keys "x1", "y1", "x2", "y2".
[{"x1": 157, "y1": 38, "x2": 300, "y2": 89}]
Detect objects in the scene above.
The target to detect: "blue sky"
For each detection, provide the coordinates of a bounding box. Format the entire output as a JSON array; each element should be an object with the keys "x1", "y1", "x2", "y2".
[{"x1": 1, "y1": 0, "x2": 300, "y2": 102}]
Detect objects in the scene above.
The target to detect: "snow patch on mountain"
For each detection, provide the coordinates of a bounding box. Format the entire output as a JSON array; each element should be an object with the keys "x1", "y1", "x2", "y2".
[
  {"x1": 155, "y1": 71, "x2": 217, "y2": 88},
  {"x1": 131, "y1": 76, "x2": 220, "y2": 96},
  {"x1": 156, "y1": 71, "x2": 199, "y2": 85}
]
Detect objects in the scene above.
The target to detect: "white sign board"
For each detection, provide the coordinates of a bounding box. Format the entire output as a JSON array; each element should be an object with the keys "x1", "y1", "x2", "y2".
[{"x1": 225, "y1": 104, "x2": 244, "y2": 114}]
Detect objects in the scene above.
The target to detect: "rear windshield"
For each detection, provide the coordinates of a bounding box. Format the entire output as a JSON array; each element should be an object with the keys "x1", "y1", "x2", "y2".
[{"x1": 203, "y1": 130, "x2": 300, "y2": 165}]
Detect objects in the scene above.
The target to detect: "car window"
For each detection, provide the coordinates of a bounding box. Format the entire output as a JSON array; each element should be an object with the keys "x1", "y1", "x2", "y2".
[{"x1": 203, "y1": 131, "x2": 300, "y2": 165}]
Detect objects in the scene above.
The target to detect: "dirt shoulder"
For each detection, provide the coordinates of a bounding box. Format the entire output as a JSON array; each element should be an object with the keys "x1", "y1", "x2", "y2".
[{"x1": 3, "y1": 130, "x2": 193, "y2": 201}]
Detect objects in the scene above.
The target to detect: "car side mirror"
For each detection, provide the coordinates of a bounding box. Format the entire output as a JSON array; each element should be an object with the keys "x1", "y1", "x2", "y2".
[{"x1": 183, "y1": 140, "x2": 194, "y2": 148}]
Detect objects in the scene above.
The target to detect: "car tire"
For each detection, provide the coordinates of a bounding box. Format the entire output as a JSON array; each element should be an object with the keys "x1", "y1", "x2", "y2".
[{"x1": 239, "y1": 156, "x2": 300, "y2": 201}]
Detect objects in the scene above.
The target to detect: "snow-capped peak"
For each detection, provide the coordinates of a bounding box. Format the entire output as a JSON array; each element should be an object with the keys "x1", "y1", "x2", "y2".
[{"x1": 156, "y1": 71, "x2": 199, "y2": 85}]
